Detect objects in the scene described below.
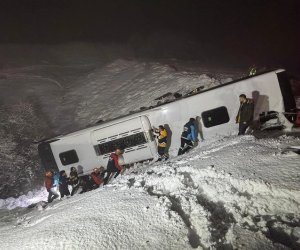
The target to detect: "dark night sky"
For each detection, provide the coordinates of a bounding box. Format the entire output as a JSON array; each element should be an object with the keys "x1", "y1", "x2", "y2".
[{"x1": 0, "y1": 0, "x2": 299, "y2": 73}]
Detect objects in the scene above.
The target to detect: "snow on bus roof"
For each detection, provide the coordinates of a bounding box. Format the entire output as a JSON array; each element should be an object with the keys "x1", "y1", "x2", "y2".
[{"x1": 41, "y1": 69, "x2": 284, "y2": 142}]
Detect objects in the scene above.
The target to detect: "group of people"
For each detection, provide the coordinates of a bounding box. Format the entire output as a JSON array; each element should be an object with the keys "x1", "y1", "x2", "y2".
[
  {"x1": 44, "y1": 148, "x2": 124, "y2": 203},
  {"x1": 44, "y1": 166, "x2": 79, "y2": 203},
  {"x1": 45, "y1": 94, "x2": 254, "y2": 202},
  {"x1": 153, "y1": 117, "x2": 198, "y2": 160},
  {"x1": 153, "y1": 93, "x2": 254, "y2": 159}
]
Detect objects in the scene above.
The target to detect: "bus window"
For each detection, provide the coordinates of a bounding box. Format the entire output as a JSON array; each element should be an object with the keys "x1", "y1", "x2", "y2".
[
  {"x1": 59, "y1": 150, "x2": 79, "y2": 166},
  {"x1": 201, "y1": 106, "x2": 230, "y2": 128},
  {"x1": 95, "y1": 132, "x2": 147, "y2": 155}
]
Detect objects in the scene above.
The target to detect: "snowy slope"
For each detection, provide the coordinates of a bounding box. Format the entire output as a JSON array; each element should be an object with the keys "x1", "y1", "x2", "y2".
[
  {"x1": 1, "y1": 43, "x2": 299, "y2": 249},
  {"x1": 66, "y1": 59, "x2": 231, "y2": 131},
  {"x1": 0, "y1": 45, "x2": 243, "y2": 198},
  {"x1": 0, "y1": 135, "x2": 299, "y2": 249},
  {"x1": 0, "y1": 51, "x2": 241, "y2": 135}
]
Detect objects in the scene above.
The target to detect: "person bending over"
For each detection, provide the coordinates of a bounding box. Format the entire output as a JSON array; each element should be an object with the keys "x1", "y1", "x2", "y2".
[
  {"x1": 103, "y1": 147, "x2": 124, "y2": 185},
  {"x1": 178, "y1": 118, "x2": 197, "y2": 155}
]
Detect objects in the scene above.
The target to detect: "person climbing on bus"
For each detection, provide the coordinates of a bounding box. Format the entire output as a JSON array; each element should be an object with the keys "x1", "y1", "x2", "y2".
[
  {"x1": 44, "y1": 171, "x2": 59, "y2": 203},
  {"x1": 69, "y1": 167, "x2": 79, "y2": 196},
  {"x1": 103, "y1": 147, "x2": 124, "y2": 185},
  {"x1": 59, "y1": 170, "x2": 70, "y2": 198},
  {"x1": 178, "y1": 118, "x2": 197, "y2": 155},
  {"x1": 236, "y1": 94, "x2": 254, "y2": 135},
  {"x1": 153, "y1": 125, "x2": 168, "y2": 161}
]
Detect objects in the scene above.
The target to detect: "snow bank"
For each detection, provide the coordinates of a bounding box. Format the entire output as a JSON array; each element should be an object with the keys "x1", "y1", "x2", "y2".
[
  {"x1": 1, "y1": 135, "x2": 299, "y2": 249},
  {"x1": 0, "y1": 189, "x2": 47, "y2": 210},
  {"x1": 0, "y1": 189, "x2": 190, "y2": 250}
]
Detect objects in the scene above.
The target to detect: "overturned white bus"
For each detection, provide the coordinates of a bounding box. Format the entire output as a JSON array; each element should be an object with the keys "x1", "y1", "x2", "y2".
[{"x1": 38, "y1": 69, "x2": 297, "y2": 175}]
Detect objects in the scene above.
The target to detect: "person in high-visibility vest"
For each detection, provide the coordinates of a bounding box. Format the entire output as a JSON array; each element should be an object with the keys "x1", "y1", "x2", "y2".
[{"x1": 154, "y1": 125, "x2": 168, "y2": 161}]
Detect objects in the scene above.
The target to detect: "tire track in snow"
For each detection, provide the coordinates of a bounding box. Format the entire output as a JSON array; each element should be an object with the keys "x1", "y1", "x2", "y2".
[{"x1": 117, "y1": 158, "x2": 300, "y2": 249}]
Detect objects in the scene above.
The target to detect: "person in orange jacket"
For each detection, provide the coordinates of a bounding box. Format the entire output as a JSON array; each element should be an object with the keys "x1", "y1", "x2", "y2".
[{"x1": 45, "y1": 171, "x2": 59, "y2": 203}]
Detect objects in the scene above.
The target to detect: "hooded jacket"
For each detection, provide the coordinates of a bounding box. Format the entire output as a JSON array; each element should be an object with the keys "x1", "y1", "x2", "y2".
[
  {"x1": 236, "y1": 99, "x2": 254, "y2": 123},
  {"x1": 181, "y1": 121, "x2": 196, "y2": 142}
]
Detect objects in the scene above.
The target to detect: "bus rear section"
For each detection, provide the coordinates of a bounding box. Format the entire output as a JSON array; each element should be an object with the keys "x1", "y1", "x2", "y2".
[
  {"x1": 91, "y1": 116, "x2": 157, "y2": 166},
  {"x1": 276, "y1": 70, "x2": 298, "y2": 125}
]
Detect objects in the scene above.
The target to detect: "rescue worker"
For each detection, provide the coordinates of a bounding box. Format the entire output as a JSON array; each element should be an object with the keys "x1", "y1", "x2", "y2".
[
  {"x1": 236, "y1": 94, "x2": 254, "y2": 135},
  {"x1": 153, "y1": 125, "x2": 168, "y2": 161},
  {"x1": 44, "y1": 171, "x2": 59, "y2": 203},
  {"x1": 103, "y1": 147, "x2": 124, "y2": 185},
  {"x1": 178, "y1": 118, "x2": 197, "y2": 155}
]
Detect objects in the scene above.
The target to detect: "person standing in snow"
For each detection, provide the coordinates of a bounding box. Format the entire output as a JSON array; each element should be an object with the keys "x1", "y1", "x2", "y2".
[
  {"x1": 153, "y1": 125, "x2": 168, "y2": 161},
  {"x1": 103, "y1": 147, "x2": 124, "y2": 185},
  {"x1": 69, "y1": 167, "x2": 79, "y2": 196},
  {"x1": 59, "y1": 170, "x2": 70, "y2": 198},
  {"x1": 236, "y1": 94, "x2": 254, "y2": 135},
  {"x1": 44, "y1": 171, "x2": 59, "y2": 203},
  {"x1": 178, "y1": 118, "x2": 197, "y2": 155}
]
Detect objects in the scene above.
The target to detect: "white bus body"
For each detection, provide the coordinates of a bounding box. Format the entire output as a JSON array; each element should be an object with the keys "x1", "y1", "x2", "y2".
[{"x1": 38, "y1": 69, "x2": 296, "y2": 175}]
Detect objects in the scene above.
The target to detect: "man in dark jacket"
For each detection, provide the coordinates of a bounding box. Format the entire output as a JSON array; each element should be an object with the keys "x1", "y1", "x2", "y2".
[
  {"x1": 59, "y1": 170, "x2": 70, "y2": 198},
  {"x1": 103, "y1": 147, "x2": 124, "y2": 185},
  {"x1": 178, "y1": 118, "x2": 197, "y2": 155},
  {"x1": 236, "y1": 94, "x2": 254, "y2": 135}
]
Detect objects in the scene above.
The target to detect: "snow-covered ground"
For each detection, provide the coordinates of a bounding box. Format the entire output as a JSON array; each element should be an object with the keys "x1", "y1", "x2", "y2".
[
  {"x1": 0, "y1": 43, "x2": 299, "y2": 249},
  {"x1": 0, "y1": 134, "x2": 299, "y2": 249}
]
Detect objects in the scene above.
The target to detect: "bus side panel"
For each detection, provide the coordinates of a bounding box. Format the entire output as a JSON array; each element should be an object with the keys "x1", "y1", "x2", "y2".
[
  {"x1": 50, "y1": 133, "x2": 96, "y2": 176},
  {"x1": 38, "y1": 142, "x2": 59, "y2": 172},
  {"x1": 276, "y1": 71, "x2": 297, "y2": 123},
  {"x1": 147, "y1": 71, "x2": 288, "y2": 156},
  {"x1": 140, "y1": 116, "x2": 157, "y2": 159}
]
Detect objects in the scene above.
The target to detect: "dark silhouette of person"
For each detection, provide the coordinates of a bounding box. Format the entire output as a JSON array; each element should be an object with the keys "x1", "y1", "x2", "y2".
[{"x1": 236, "y1": 94, "x2": 254, "y2": 135}]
